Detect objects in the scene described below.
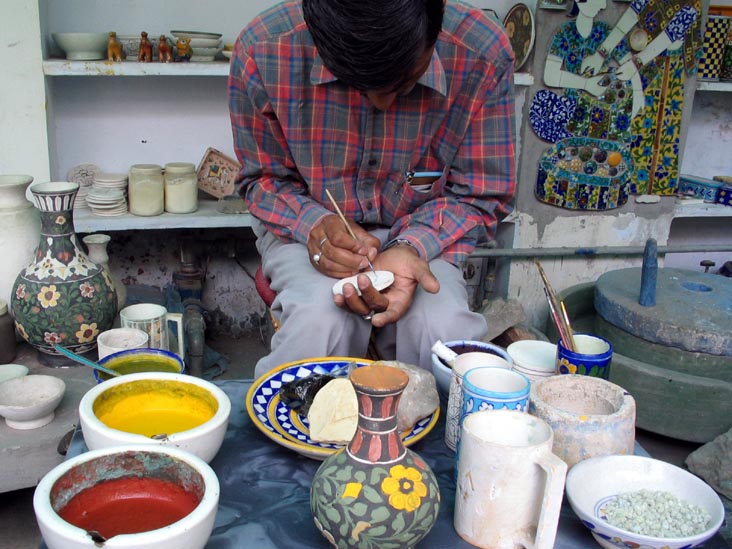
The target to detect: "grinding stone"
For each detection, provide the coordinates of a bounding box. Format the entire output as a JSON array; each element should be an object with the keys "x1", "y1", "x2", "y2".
[{"x1": 595, "y1": 267, "x2": 732, "y2": 356}]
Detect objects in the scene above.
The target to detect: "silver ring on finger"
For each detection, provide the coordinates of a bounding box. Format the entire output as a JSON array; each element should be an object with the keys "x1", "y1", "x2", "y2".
[
  {"x1": 312, "y1": 252, "x2": 321, "y2": 265},
  {"x1": 362, "y1": 310, "x2": 375, "y2": 321},
  {"x1": 318, "y1": 236, "x2": 328, "y2": 248}
]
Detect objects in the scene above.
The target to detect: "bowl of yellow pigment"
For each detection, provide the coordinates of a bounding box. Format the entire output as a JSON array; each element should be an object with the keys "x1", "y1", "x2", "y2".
[
  {"x1": 79, "y1": 372, "x2": 231, "y2": 463},
  {"x1": 94, "y1": 348, "x2": 185, "y2": 383}
]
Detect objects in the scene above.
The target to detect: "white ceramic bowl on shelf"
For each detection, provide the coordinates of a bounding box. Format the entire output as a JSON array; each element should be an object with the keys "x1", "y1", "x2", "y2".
[
  {"x1": 52, "y1": 32, "x2": 108, "y2": 60},
  {"x1": 566, "y1": 455, "x2": 724, "y2": 549},
  {"x1": 33, "y1": 445, "x2": 219, "y2": 549}
]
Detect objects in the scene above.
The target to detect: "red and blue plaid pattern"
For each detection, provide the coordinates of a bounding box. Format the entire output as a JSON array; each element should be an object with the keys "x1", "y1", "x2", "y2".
[{"x1": 229, "y1": 1, "x2": 516, "y2": 266}]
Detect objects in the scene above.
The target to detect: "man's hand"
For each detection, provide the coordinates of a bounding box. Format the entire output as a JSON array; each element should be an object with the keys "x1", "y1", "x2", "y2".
[
  {"x1": 334, "y1": 243, "x2": 440, "y2": 327},
  {"x1": 307, "y1": 215, "x2": 380, "y2": 278}
]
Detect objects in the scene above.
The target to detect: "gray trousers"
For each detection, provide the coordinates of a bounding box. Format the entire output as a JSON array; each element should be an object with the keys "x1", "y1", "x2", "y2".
[{"x1": 252, "y1": 220, "x2": 488, "y2": 378}]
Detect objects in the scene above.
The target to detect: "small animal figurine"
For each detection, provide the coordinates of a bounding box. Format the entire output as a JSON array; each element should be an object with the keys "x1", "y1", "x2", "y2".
[
  {"x1": 138, "y1": 31, "x2": 153, "y2": 62},
  {"x1": 175, "y1": 37, "x2": 192, "y2": 62},
  {"x1": 107, "y1": 31, "x2": 124, "y2": 62},
  {"x1": 157, "y1": 35, "x2": 173, "y2": 63}
]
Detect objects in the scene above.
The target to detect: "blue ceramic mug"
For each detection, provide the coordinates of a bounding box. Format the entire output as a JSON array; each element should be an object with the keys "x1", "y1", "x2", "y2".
[
  {"x1": 461, "y1": 367, "x2": 531, "y2": 419},
  {"x1": 555, "y1": 333, "x2": 613, "y2": 379}
]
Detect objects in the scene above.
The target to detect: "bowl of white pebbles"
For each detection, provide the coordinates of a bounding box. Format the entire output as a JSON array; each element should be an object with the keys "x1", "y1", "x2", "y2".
[{"x1": 565, "y1": 455, "x2": 724, "y2": 549}]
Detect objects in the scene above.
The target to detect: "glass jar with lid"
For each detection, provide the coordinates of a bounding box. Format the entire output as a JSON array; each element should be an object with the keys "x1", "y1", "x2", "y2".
[
  {"x1": 128, "y1": 164, "x2": 164, "y2": 216},
  {"x1": 164, "y1": 162, "x2": 198, "y2": 214}
]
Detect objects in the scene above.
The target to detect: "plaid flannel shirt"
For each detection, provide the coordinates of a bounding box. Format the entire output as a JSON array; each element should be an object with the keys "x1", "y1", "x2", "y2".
[{"x1": 229, "y1": 1, "x2": 516, "y2": 266}]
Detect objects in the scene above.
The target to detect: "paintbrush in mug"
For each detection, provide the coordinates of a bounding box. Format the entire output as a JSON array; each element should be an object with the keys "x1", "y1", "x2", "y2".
[
  {"x1": 535, "y1": 259, "x2": 576, "y2": 351},
  {"x1": 324, "y1": 189, "x2": 376, "y2": 274}
]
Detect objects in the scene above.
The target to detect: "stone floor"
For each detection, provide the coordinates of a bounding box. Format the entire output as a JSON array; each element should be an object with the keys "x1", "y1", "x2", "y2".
[{"x1": 1, "y1": 334, "x2": 729, "y2": 548}]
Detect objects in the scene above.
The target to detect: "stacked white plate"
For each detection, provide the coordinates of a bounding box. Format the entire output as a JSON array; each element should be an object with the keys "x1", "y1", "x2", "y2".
[
  {"x1": 171, "y1": 30, "x2": 223, "y2": 62},
  {"x1": 507, "y1": 340, "x2": 558, "y2": 381},
  {"x1": 85, "y1": 187, "x2": 127, "y2": 217},
  {"x1": 93, "y1": 172, "x2": 128, "y2": 194}
]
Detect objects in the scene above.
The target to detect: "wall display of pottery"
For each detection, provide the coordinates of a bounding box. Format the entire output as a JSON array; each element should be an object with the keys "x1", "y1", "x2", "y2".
[
  {"x1": 528, "y1": 0, "x2": 703, "y2": 209},
  {"x1": 11, "y1": 182, "x2": 116, "y2": 356}
]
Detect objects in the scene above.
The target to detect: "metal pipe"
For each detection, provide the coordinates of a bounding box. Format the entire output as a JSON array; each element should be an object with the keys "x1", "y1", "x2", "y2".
[
  {"x1": 470, "y1": 243, "x2": 732, "y2": 258},
  {"x1": 184, "y1": 303, "x2": 206, "y2": 378}
]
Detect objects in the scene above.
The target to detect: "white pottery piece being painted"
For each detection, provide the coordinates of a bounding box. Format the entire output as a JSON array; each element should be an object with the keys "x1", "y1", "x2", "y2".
[
  {"x1": 529, "y1": 374, "x2": 636, "y2": 467},
  {"x1": 454, "y1": 410, "x2": 567, "y2": 549},
  {"x1": 331, "y1": 270, "x2": 394, "y2": 296}
]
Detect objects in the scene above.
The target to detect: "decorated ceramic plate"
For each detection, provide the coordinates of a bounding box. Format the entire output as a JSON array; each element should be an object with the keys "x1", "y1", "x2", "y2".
[
  {"x1": 502, "y1": 3, "x2": 535, "y2": 70},
  {"x1": 246, "y1": 357, "x2": 440, "y2": 460}
]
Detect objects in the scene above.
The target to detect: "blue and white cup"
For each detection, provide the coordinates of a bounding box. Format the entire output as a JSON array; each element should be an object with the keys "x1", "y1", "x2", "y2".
[{"x1": 461, "y1": 367, "x2": 531, "y2": 419}]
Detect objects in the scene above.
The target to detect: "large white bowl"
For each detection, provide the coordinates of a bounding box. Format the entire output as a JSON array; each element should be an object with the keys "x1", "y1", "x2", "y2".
[
  {"x1": 52, "y1": 32, "x2": 108, "y2": 60},
  {"x1": 566, "y1": 455, "x2": 725, "y2": 549},
  {"x1": 79, "y1": 372, "x2": 230, "y2": 463},
  {"x1": 33, "y1": 445, "x2": 219, "y2": 549},
  {"x1": 0, "y1": 374, "x2": 66, "y2": 429}
]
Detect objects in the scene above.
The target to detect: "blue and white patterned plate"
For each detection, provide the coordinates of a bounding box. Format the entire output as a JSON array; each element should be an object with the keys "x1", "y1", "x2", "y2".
[{"x1": 245, "y1": 357, "x2": 440, "y2": 460}]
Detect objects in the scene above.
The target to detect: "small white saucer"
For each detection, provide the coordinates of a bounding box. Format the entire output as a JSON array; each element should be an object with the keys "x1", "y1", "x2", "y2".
[{"x1": 332, "y1": 270, "x2": 394, "y2": 296}]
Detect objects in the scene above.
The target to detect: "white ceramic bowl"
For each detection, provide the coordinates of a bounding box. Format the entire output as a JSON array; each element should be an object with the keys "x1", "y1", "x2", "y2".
[
  {"x1": 79, "y1": 372, "x2": 230, "y2": 463},
  {"x1": 0, "y1": 363, "x2": 29, "y2": 383},
  {"x1": 34, "y1": 445, "x2": 219, "y2": 549},
  {"x1": 0, "y1": 375, "x2": 66, "y2": 429},
  {"x1": 52, "y1": 32, "x2": 108, "y2": 60},
  {"x1": 566, "y1": 455, "x2": 725, "y2": 549},
  {"x1": 507, "y1": 340, "x2": 557, "y2": 379}
]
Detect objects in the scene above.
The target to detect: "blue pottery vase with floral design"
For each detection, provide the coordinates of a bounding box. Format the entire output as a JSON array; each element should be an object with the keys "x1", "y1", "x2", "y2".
[
  {"x1": 310, "y1": 364, "x2": 440, "y2": 548},
  {"x1": 11, "y1": 182, "x2": 116, "y2": 355}
]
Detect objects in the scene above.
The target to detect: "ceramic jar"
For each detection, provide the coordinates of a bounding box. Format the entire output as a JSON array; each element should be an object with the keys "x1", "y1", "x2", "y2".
[
  {"x1": 164, "y1": 162, "x2": 198, "y2": 214},
  {"x1": 529, "y1": 374, "x2": 636, "y2": 467},
  {"x1": 129, "y1": 164, "x2": 164, "y2": 216},
  {"x1": 0, "y1": 175, "x2": 40, "y2": 305},
  {"x1": 11, "y1": 182, "x2": 117, "y2": 356},
  {"x1": 82, "y1": 233, "x2": 127, "y2": 312},
  {"x1": 310, "y1": 364, "x2": 440, "y2": 548}
]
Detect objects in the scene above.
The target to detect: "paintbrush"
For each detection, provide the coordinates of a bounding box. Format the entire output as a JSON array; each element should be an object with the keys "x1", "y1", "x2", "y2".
[
  {"x1": 324, "y1": 189, "x2": 376, "y2": 274},
  {"x1": 534, "y1": 258, "x2": 577, "y2": 352}
]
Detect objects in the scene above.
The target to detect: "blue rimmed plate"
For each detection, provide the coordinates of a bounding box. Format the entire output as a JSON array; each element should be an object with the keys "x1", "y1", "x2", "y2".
[{"x1": 246, "y1": 357, "x2": 440, "y2": 460}]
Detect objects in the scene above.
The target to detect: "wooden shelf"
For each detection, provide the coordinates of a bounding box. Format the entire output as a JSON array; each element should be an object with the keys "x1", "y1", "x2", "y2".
[
  {"x1": 73, "y1": 199, "x2": 252, "y2": 233},
  {"x1": 673, "y1": 201, "x2": 732, "y2": 218},
  {"x1": 43, "y1": 59, "x2": 536, "y2": 86}
]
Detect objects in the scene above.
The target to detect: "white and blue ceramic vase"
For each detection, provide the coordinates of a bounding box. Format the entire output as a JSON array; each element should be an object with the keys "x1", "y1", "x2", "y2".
[
  {"x1": 11, "y1": 182, "x2": 116, "y2": 355},
  {"x1": 310, "y1": 364, "x2": 440, "y2": 548}
]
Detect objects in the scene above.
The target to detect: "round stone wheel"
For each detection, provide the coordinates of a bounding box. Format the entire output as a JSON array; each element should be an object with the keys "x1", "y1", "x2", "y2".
[
  {"x1": 594, "y1": 267, "x2": 732, "y2": 356},
  {"x1": 546, "y1": 282, "x2": 732, "y2": 443}
]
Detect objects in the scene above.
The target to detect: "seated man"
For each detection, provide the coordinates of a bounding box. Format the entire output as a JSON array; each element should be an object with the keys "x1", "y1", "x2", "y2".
[{"x1": 228, "y1": 0, "x2": 516, "y2": 377}]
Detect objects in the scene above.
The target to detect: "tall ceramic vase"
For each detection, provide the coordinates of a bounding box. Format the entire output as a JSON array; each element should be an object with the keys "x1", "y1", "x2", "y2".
[
  {"x1": 0, "y1": 175, "x2": 40, "y2": 306},
  {"x1": 310, "y1": 364, "x2": 440, "y2": 548},
  {"x1": 82, "y1": 233, "x2": 127, "y2": 312},
  {"x1": 11, "y1": 182, "x2": 116, "y2": 355}
]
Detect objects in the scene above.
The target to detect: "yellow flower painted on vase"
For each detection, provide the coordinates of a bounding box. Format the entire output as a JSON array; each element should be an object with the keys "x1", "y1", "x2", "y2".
[
  {"x1": 381, "y1": 464, "x2": 427, "y2": 512},
  {"x1": 342, "y1": 482, "x2": 363, "y2": 499},
  {"x1": 55, "y1": 215, "x2": 66, "y2": 225},
  {"x1": 38, "y1": 285, "x2": 61, "y2": 308},
  {"x1": 76, "y1": 323, "x2": 99, "y2": 343},
  {"x1": 16, "y1": 323, "x2": 28, "y2": 340}
]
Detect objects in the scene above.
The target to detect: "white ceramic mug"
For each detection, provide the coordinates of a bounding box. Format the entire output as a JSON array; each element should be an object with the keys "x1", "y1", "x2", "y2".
[
  {"x1": 444, "y1": 352, "x2": 512, "y2": 451},
  {"x1": 454, "y1": 410, "x2": 568, "y2": 549},
  {"x1": 97, "y1": 327, "x2": 149, "y2": 360},
  {"x1": 119, "y1": 304, "x2": 184, "y2": 359}
]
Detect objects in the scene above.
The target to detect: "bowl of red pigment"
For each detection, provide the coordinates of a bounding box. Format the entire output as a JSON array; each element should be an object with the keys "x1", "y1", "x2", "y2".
[{"x1": 33, "y1": 445, "x2": 219, "y2": 549}]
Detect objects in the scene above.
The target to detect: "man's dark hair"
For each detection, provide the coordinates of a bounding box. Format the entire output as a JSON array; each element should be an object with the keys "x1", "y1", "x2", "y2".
[{"x1": 303, "y1": 0, "x2": 444, "y2": 92}]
